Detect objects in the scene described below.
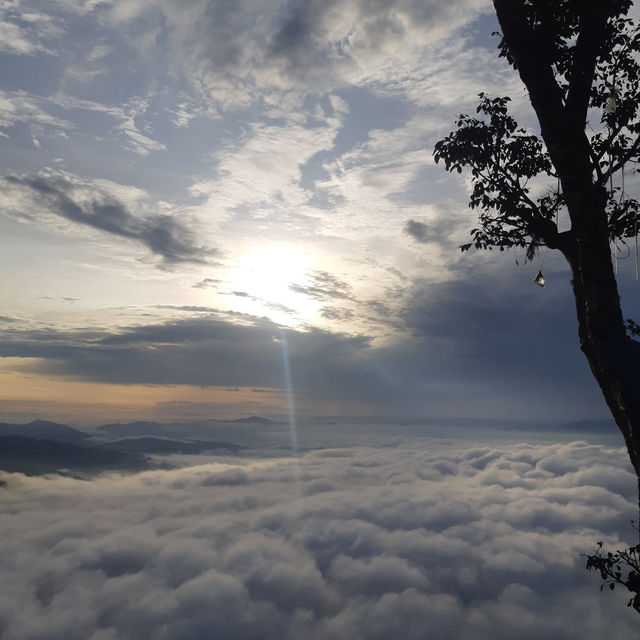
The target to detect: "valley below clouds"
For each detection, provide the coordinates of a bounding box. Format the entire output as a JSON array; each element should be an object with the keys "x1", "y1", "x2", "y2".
[{"x1": 2, "y1": 425, "x2": 639, "y2": 639}]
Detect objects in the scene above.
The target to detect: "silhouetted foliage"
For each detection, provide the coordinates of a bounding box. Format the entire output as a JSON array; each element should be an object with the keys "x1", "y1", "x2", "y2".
[
  {"x1": 435, "y1": 0, "x2": 640, "y2": 613},
  {"x1": 434, "y1": 3, "x2": 640, "y2": 260},
  {"x1": 585, "y1": 535, "x2": 640, "y2": 612},
  {"x1": 628, "y1": 319, "x2": 640, "y2": 337}
]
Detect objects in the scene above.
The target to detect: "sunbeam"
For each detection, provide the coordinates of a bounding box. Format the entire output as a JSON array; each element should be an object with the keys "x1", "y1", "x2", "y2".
[{"x1": 279, "y1": 329, "x2": 301, "y2": 499}]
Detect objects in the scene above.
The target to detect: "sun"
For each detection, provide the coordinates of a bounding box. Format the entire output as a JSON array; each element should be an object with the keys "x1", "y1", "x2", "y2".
[{"x1": 225, "y1": 243, "x2": 320, "y2": 325}]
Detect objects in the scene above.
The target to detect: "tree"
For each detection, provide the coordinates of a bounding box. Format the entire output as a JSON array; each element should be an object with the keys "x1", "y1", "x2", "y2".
[
  {"x1": 434, "y1": 0, "x2": 640, "y2": 483},
  {"x1": 434, "y1": 0, "x2": 640, "y2": 610},
  {"x1": 585, "y1": 540, "x2": 640, "y2": 612}
]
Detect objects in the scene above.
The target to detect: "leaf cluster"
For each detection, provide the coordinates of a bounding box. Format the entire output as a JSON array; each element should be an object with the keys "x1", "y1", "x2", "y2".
[
  {"x1": 496, "y1": 1, "x2": 632, "y2": 82},
  {"x1": 585, "y1": 538, "x2": 640, "y2": 612},
  {"x1": 435, "y1": 0, "x2": 640, "y2": 257},
  {"x1": 434, "y1": 94, "x2": 556, "y2": 259},
  {"x1": 627, "y1": 318, "x2": 640, "y2": 337}
]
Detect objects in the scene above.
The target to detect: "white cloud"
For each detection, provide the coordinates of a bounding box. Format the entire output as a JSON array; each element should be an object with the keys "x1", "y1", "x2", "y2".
[
  {"x1": 0, "y1": 90, "x2": 165, "y2": 157},
  {"x1": 0, "y1": 1, "x2": 64, "y2": 55},
  {"x1": 50, "y1": 94, "x2": 166, "y2": 157},
  {"x1": 0, "y1": 90, "x2": 70, "y2": 131},
  {"x1": 189, "y1": 107, "x2": 345, "y2": 226},
  {"x1": 0, "y1": 18, "x2": 40, "y2": 55},
  {"x1": 0, "y1": 433, "x2": 638, "y2": 639},
  {"x1": 96, "y1": 0, "x2": 493, "y2": 111}
]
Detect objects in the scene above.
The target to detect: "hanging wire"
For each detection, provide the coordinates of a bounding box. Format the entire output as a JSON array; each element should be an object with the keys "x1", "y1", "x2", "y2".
[
  {"x1": 534, "y1": 175, "x2": 562, "y2": 288},
  {"x1": 634, "y1": 217, "x2": 638, "y2": 280},
  {"x1": 556, "y1": 176, "x2": 561, "y2": 228},
  {"x1": 613, "y1": 167, "x2": 626, "y2": 278},
  {"x1": 627, "y1": 163, "x2": 640, "y2": 281},
  {"x1": 616, "y1": 160, "x2": 639, "y2": 281},
  {"x1": 605, "y1": 86, "x2": 619, "y2": 279},
  {"x1": 610, "y1": 166, "x2": 614, "y2": 194},
  {"x1": 603, "y1": 80, "x2": 638, "y2": 282},
  {"x1": 608, "y1": 125, "x2": 617, "y2": 276},
  {"x1": 617, "y1": 161, "x2": 638, "y2": 280}
]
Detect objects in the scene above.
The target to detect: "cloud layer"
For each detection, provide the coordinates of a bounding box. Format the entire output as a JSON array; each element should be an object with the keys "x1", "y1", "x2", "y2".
[
  {"x1": 0, "y1": 270, "x2": 618, "y2": 422},
  {"x1": 0, "y1": 170, "x2": 212, "y2": 265},
  {"x1": 1, "y1": 431, "x2": 638, "y2": 639}
]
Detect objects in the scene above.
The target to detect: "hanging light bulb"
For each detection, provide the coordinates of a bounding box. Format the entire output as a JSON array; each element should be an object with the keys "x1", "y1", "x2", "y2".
[
  {"x1": 606, "y1": 90, "x2": 617, "y2": 114},
  {"x1": 534, "y1": 270, "x2": 545, "y2": 287}
]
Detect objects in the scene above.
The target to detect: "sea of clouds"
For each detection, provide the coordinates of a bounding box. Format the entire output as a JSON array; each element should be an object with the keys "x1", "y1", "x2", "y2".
[{"x1": 2, "y1": 425, "x2": 639, "y2": 639}]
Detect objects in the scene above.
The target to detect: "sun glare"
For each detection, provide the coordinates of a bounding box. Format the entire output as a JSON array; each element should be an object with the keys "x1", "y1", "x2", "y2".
[{"x1": 226, "y1": 243, "x2": 320, "y2": 325}]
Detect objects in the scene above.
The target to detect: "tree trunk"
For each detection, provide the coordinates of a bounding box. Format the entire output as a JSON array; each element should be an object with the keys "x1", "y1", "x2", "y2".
[
  {"x1": 492, "y1": 0, "x2": 640, "y2": 494},
  {"x1": 563, "y1": 198, "x2": 640, "y2": 481}
]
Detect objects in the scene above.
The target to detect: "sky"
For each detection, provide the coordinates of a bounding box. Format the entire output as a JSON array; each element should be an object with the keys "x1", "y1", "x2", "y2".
[
  {"x1": 6, "y1": 4, "x2": 640, "y2": 636},
  {"x1": 1, "y1": 0, "x2": 640, "y2": 426}
]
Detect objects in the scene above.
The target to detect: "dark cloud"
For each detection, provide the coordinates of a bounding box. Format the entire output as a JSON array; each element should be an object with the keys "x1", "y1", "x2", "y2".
[
  {"x1": 0, "y1": 433, "x2": 637, "y2": 639},
  {"x1": 400, "y1": 275, "x2": 577, "y2": 371},
  {"x1": 269, "y1": 0, "x2": 319, "y2": 56},
  {"x1": 0, "y1": 264, "x2": 620, "y2": 421},
  {"x1": 3, "y1": 172, "x2": 213, "y2": 264},
  {"x1": 221, "y1": 291, "x2": 296, "y2": 315},
  {"x1": 321, "y1": 306, "x2": 355, "y2": 321},
  {"x1": 0, "y1": 314, "x2": 379, "y2": 399},
  {"x1": 403, "y1": 217, "x2": 461, "y2": 245},
  {"x1": 265, "y1": 0, "x2": 488, "y2": 85},
  {"x1": 365, "y1": 299, "x2": 395, "y2": 319},
  {"x1": 153, "y1": 305, "x2": 221, "y2": 313},
  {"x1": 266, "y1": 301, "x2": 297, "y2": 314},
  {"x1": 193, "y1": 278, "x2": 222, "y2": 289},
  {"x1": 404, "y1": 219, "x2": 430, "y2": 243},
  {"x1": 3, "y1": 247, "x2": 633, "y2": 423},
  {"x1": 385, "y1": 265, "x2": 408, "y2": 281},
  {"x1": 290, "y1": 270, "x2": 354, "y2": 302}
]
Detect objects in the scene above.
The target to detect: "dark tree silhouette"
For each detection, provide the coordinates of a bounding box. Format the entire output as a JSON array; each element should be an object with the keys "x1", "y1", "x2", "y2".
[
  {"x1": 435, "y1": 0, "x2": 640, "y2": 482},
  {"x1": 585, "y1": 539, "x2": 640, "y2": 611},
  {"x1": 434, "y1": 0, "x2": 640, "y2": 610}
]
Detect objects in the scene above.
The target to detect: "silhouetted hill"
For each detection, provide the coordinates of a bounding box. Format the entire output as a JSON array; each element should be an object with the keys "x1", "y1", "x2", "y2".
[
  {"x1": 96, "y1": 416, "x2": 279, "y2": 439},
  {"x1": 0, "y1": 435, "x2": 152, "y2": 476},
  {"x1": 97, "y1": 421, "x2": 170, "y2": 438},
  {"x1": 102, "y1": 437, "x2": 243, "y2": 454},
  {"x1": 0, "y1": 420, "x2": 90, "y2": 443},
  {"x1": 558, "y1": 419, "x2": 617, "y2": 434}
]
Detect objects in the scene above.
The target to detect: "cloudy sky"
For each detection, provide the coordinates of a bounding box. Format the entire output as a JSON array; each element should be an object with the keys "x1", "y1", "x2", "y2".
[
  {"x1": 6, "y1": 3, "x2": 640, "y2": 635},
  {"x1": 1, "y1": 0, "x2": 640, "y2": 425}
]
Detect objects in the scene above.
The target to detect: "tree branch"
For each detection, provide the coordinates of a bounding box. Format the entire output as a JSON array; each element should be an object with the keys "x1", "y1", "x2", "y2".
[
  {"x1": 609, "y1": 135, "x2": 640, "y2": 177},
  {"x1": 565, "y1": 6, "x2": 612, "y2": 126},
  {"x1": 493, "y1": 1, "x2": 565, "y2": 121}
]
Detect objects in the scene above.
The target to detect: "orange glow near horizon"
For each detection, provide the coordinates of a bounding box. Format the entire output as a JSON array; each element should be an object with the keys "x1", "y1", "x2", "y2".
[{"x1": 0, "y1": 358, "x2": 286, "y2": 426}]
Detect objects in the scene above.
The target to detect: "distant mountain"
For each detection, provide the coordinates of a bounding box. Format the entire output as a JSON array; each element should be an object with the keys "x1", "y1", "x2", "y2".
[
  {"x1": 0, "y1": 420, "x2": 90, "y2": 443},
  {"x1": 559, "y1": 419, "x2": 617, "y2": 434},
  {"x1": 102, "y1": 437, "x2": 243, "y2": 454},
  {"x1": 97, "y1": 416, "x2": 278, "y2": 439},
  {"x1": 0, "y1": 435, "x2": 152, "y2": 477},
  {"x1": 97, "y1": 421, "x2": 171, "y2": 438}
]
